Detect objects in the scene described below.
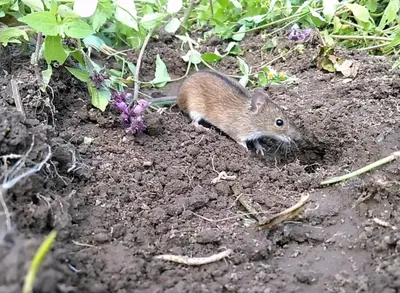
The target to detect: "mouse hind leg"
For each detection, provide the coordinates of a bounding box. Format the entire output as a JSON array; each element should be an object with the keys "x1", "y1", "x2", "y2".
[{"x1": 188, "y1": 110, "x2": 211, "y2": 131}]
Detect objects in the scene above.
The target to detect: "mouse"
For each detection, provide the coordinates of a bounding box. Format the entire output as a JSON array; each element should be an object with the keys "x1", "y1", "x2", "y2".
[{"x1": 144, "y1": 70, "x2": 301, "y2": 155}]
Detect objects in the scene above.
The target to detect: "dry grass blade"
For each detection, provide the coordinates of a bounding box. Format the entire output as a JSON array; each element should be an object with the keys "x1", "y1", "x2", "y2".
[
  {"x1": 154, "y1": 249, "x2": 233, "y2": 266},
  {"x1": 11, "y1": 77, "x2": 25, "y2": 118},
  {"x1": 259, "y1": 194, "x2": 310, "y2": 229}
]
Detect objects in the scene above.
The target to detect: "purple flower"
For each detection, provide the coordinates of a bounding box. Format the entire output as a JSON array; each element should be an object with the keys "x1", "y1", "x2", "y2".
[
  {"x1": 110, "y1": 91, "x2": 149, "y2": 134},
  {"x1": 114, "y1": 100, "x2": 128, "y2": 113},
  {"x1": 90, "y1": 69, "x2": 110, "y2": 89},
  {"x1": 132, "y1": 99, "x2": 150, "y2": 114},
  {"x1": 288, "y1": 24, "x2": 312, "y2": 42}
]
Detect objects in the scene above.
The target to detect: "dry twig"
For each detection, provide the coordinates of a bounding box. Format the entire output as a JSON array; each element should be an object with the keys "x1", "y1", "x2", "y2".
[
  {"x1": 259, "y1": 194, "x2": 310, "y2": 229},
  {"x1": 11, "y1": 78, "x2": 25, "y2": 118},
  {"x1": 154, "y1": 249, "x2": 233, "y2": 266}
]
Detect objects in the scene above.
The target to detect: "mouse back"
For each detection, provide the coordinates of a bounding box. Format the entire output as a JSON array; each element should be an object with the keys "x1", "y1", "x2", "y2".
[{"x1": 177, "y1": 70, "x2": 251, "y2": 116}]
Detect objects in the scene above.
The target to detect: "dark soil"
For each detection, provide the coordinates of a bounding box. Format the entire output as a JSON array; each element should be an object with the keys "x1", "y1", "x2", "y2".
[{"x1": 1, "y1": 30, "x2": 400, "y2": 293}]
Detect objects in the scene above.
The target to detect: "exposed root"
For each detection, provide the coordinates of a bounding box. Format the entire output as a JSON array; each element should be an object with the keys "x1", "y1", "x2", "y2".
[
  {"x1": 0, "y1": 135, "x2": 52, "y2": 231},
  {"x1": 373, "y1": 218, "x2": 396, "y2": 229},
  {"x1": 210, "y1": 155, "x2": 237, "y2": 184},
  {"x1": 154, "y1": 249, "x2": 233, "y2": 266}
]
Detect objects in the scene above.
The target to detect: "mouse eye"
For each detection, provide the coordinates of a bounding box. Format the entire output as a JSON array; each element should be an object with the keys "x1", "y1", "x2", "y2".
[{"x1": 276, "y1": 119, "x2": 284, "y2": 127}]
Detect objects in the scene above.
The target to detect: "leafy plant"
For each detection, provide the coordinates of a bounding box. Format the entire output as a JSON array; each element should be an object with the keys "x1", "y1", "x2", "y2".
[{"x1": 0, "y1": 0, "x2": 399, "y2": 134}]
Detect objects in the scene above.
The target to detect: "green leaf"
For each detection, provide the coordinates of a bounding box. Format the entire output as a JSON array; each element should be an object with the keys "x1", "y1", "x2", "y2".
[
  {"x1": 346, "y1": 3, "x2": 370, "y2": 23},
  {"x1": 230, "y1": 0, "x2": 242, "y2": 10},
  {"x1": 141, "y1": 13, "x2": 167, "y2": 30},
  {"x1": 382, "y1": 31, "x2": 400, "y2": 54},
  {"x1": 166, "y1": 0, "x2": 182, "y2": 14},
  {"x1": 0, "y1": 12, "x2": 4, "y2": 18},
  {"x1": 88, "y1": 83, "x2": 110, "y2": 111},
  {"x1": 378, "y1": 0, "x2": 399, "y2": 30},
  {"x1": 44, "y1": 35, "x2": 68, "y2": 64},
  {"x1": 21, "y1": 0, "x2": 44, "y2": 11},
  {"x1": 224, "y1": 42, "x2": 243, "y2": 56},
  {"x1": 239, "y1": 75, "x2": 248, "y2": 88},
  {"x1": 232, "y1": 24, "x2": 245, "y2": 41},
  {"x1": 63, "y1": 19, "x2": 94, "y2": 38},
  {"x1": 58, "y1": 5, "x2": 79, "y2": 18},
  {"x1": 366, "y1": 0, "x2": 377, "y2": 12},
  {"x1": 152, "y1": 54, "x2": 171, "y2": 87},
  {"x1": 322, "y1": 0, "x2": 338, "y2": 22},
  {"x1": 321, "y1": 30, "x2": 334, "y2": 46},
  {"x1": 115, "y1": 0, "x2": 138, "y2": 31},
  {"x1": 91, "y1": 10, "x2": 108, "y2": 31},
  {"x1": 42, "y1": 0, "x2": 51, "y2": 9},
  {"x1": 201, "y1": 52, "x2": 222, "y2": 63},
  {"x1": 70, "y1": 50, "x2": 85, "y2": 66},
  {"x1": 0, "y1": 0, "x2": 11, "y2": 5},
  {"x1": 127, "y1": 61, "x2": 136, "y2": 75},
  {"x1": 41, "y1": 64, "x2": 53, "y2": 87},
  {"x1": 164, "y1": 17, "x2": 180, "y2": 33},
  {"x1": 332, "y1": 16, "x2": 342, "y2": 33},
  {"x1": 309, "y1": 7, "x2": 326, "y2": 22},
  {"x1": 19, "y1": 11, "x2": 59, "y2": 36},
  {"x1": 237, "y1": 56, "x2": 249, "y2": 75},
  {"x1": 182, "y1": 50, "x2": 202, "y2": 65},
  {"x1": 10, "y1": 0, "x2": 18, "y2": 10},
  {"x1": 73, "y1": 0, "x2": 98, "y2": 18},
  {"x1": 66, "y1": 66, "x2": 90, "y2": 82},
  {"x1": 258, "y1": 72, "x2": 267, "y2": 87},
  {"x1": 0, "y1": 27, "x2": 29, "y2": 46},
  {"x1": 82, "y1": 35, "x2": 106, "y2": 51}
]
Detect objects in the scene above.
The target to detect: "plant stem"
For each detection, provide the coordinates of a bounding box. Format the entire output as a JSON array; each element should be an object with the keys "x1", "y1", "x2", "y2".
[
  {"x1": 320, "y1": 151, "x2": 400, "y2": 186},
  {"x1": 34, "y1": 32, "x2": 42, "y2": 63},
  {"x1": 130, "y1": 26, "x2": 156, "y2": 108},
  {"x1": 181, "y1": 0, "x2": 196, "y2": 34},
  {"x1": 357, "y1": 42, "x2": 391, "y2": 51},
  {"x1": 232, "y1": 10, "x2": 310, "y2": 35},
  {"x1": 331, "y1": 35, "x2": 392, "y2": 41},
  {"x1": 23, "y1": 230, "x2": 57, "y2": 293}
]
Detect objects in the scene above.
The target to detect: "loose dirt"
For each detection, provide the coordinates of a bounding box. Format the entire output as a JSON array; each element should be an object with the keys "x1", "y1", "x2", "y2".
[{"x1": 1, "y1": 31, "x2": 400, "y2": 293}]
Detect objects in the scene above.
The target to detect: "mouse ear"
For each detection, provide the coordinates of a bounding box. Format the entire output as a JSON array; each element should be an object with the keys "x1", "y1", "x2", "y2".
[
  {"x1": 253, "y1": 87, "x2": 265, "y2": 95},
  {"x1": 250, "y1": 93, "x2": 266, "y2": 114}
]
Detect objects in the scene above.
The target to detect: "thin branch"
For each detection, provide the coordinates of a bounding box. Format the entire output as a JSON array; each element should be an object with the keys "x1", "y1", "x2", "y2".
[{"x1": 130, "y1": 26, "x2": 156, "y2": 108}]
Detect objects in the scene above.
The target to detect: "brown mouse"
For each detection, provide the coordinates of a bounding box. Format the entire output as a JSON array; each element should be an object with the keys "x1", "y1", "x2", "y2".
[{"x1": 145, "y1": 70, "x2": 301, "y2": 155}]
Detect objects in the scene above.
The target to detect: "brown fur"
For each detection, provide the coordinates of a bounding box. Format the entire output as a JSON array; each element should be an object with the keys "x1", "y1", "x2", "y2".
[{"x1": 177, "y1": 70, "x2": 300, "y2": 146}]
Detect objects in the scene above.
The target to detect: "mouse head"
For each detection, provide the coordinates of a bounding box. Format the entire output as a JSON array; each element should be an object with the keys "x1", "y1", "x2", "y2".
[{"x1": 249, "y1": 88, "x2": 301, "y2": 143}]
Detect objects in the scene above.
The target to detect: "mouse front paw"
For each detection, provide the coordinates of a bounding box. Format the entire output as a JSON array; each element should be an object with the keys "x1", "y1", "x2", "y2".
[{"x1": 254, "y1": 140, "x2": 266, "y2": 156}]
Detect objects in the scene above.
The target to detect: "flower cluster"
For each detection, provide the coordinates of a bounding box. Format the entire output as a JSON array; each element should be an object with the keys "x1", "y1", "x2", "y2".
[
  {"x1": 288, "y1": 24, "x2": 312, "y2": 42},
  {"x1": 110, "y1": 90, "x2": 151, "y2": 134},
  {"x1": 90, "y1": 69, "x2": 110, "y2": 89}
]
